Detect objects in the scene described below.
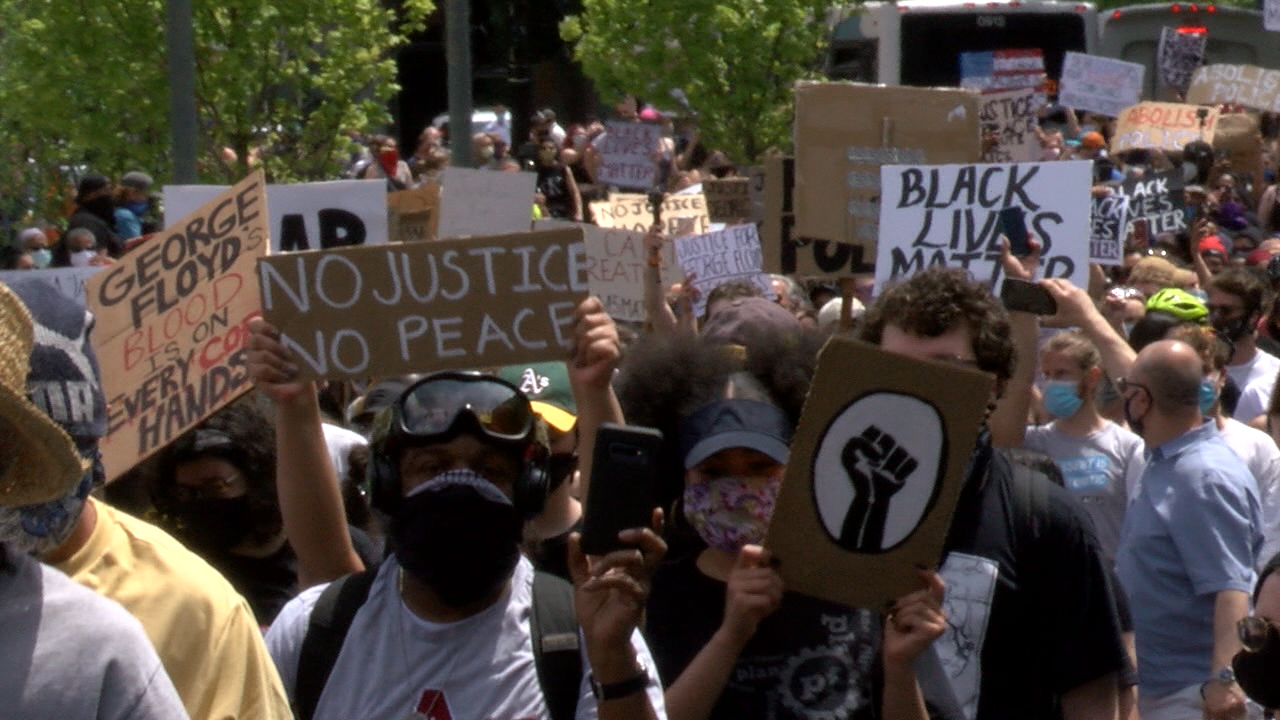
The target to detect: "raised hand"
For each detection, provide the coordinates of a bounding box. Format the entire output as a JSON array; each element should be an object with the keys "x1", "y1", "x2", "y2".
[{"x1": 839, "y1": 425, "x2": 917, "y2": 551}]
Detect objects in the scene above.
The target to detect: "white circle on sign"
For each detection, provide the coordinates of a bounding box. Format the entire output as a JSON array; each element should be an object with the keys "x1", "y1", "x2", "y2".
[{"x1": 812, "y1": 392, "x2": 945, "y2": 552}]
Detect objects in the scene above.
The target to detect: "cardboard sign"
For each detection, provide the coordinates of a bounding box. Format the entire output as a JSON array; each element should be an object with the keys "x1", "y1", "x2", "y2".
[
  {"x1": 436, "y1": 167, "x2": 535, "y2": 240},
  {"x1": 1214, "y1": 113, "x2": 1264, "y2": 204},
  {"x1": 764, "y1": 337, "x2": 994, "y2": 610},
  {"x1": 1158, "y1": 28, "x2": 1207, "y2": 93},
  {"x1": 90, "y1": 173, "x2": 269, "y2": 481},
  {"x1": 590, "y1": 193, "x2": 711, "y2": 238},
  {"x1": 1111, "y1": 102, "x2": 1218, "y2": 153},
  {"x1": 1058, "y1": 52, "x2": 1145, "y2": 118},
  {"x1": 673, "y1": 224, "x2": 772, "y2": 317},
  {"x1": 1117, "y1": 169, "x2": 1186, "y2": 239},
  {"x1": 960, "y1": 49, "x2": 1044, "y2": 92},
  {"x1": 1090, "y1": 193, "x2": 1130, "y2": 265},
  {"x1": 163, "y1": 179, "x2": 386, "y2": 254},
  {"x1": 793, "y1": 82, "x2": 981, "y2": 276},
  {"x1": 0, "y1": 267, "x2": 105, "y2": 308},
  {"x1": 980, "y1": 88, "x2": 1040, "y2": 163},
  {"x1": 533, "y1": 218, "x2": 678, "y2": 323},
  {"x1": 1266, "y1": 0, "x2": 1280, "y2": 32},
  {"x1": 1186, "y1": 65, "x2": 1280, "y2": 113},
  {"x1": 257, "y1": 228, "x2": 588, "y2": 380},
  {"x1": 387, "y1": 182, "x2": 440, "y2": 243},
  {"x1": 597, "y1": 121, "x2": 662, "y2": 190},
  {"x1": 704, "y1": 178, "x2": 753, "y2": 223},
  {"x1": 875, "y1": 160, "x2": 1093, "y2": 292}
]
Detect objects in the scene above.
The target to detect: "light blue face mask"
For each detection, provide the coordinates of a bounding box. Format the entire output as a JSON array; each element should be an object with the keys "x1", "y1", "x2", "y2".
[
  {"x1": 29, "y1": 248, "x2": 51, "y2": 268},
  {"x1": 1199, "y1": 378, "x2": 1219, "y2": 415},
  {"x1": 1043, "y1": 380, "x2": 1084, "y2": 419},
  {"x1": 1189, "y1": 289, "x2": 1209, "y2": 303},
  {"x1": 124, "y1": 200, "x2": 148, "y2": 216}
]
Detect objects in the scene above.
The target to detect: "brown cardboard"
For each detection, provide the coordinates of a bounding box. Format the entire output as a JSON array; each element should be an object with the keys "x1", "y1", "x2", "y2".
[
  {"x1": 257, "y1": 227, "x2": 588, "y2": 381},
  {"x1": 703, "y1": 178, "x2": 752, "y2": 224},
  {"x1": 1111, "y1": 102, "x2": 1218, "y2": 153},
  {"x1": 388, "y1": 182, "x2": 440, "y2": 243},
  {"x1": 764, "y1": 336, "x2": 994, "y2": 610},
  {"x1": 590, "y1": 193, "x2": 711, "y2": 238},
  {"x1": 759, "y1": 155, "x2": 789, "y2": 275},
  {"x1": 1186, "y1": 64, "x2": 1280, "y2": 113},
  {"x1": 1213, "y1": 113, "x2": 1264, "y2": 205},
  {"x1": 87, "y1": 172, "x2": 269, "y2": 481},
  {"x1": 793, "y1": 82, "x2": 981, "y2": 274}
]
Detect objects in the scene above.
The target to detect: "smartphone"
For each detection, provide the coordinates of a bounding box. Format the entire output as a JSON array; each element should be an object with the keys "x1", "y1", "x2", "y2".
[
  {"x1": 580, "y1": 423, "x2": 663, "y2": 556},
  {"x1": 998, "y1": 207, "x2": 1031, "y2": 257},
  {"x1": 1131, "y1": 218, "x2": 1150, "y2": 249},
  {"x1": 1000, "y1": 278, "x2": 1058, "y2": 315}
]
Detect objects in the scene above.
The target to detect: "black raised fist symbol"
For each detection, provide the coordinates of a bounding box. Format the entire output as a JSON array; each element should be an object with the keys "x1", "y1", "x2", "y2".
[{"x1": 838, "y1": 425, "x2": 918, "y2": 551}]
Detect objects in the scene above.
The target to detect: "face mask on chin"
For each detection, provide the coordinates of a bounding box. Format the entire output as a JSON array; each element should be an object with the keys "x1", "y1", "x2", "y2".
[{"x1": 0, "y1": 470, "x2": 92, "y2": 558}]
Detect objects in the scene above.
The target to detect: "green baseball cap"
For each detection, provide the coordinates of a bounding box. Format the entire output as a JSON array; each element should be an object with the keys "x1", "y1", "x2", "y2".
[{"x1": 495, "y1": 362, "x2": 577, "y2": 433}]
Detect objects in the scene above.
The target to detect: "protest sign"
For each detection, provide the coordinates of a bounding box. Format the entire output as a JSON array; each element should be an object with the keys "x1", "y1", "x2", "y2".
[
  {"x1": 673, "y1": 224, "x2": 773, "y2": 317},
  {"x1": 1158, "y1": 27, "x2": 1207, "y2": 93},
  {"x1": 1058, "y1": 52, "x2": 1145, "y2": 118},
  {"x1": 436, "y1": 167, "x2": 535, "y2": 240},
  {"x1": 0, "y1": 266, "x2": 104, "y2": 308},
  {"x1": 596, "y1": 121, "x2": 662, "y2": 190},
  {"x1": 1214, "y1": 113, "x2": 1265, "y2": 204},
  {"x1": 258, "y1": 227, "x2": 588, "y2": 381},
  {"x1": 590, "y1": 193, "x2": 711, "y2": 238},
  {"x1": 959, "y1": 49, "x2": 1044, "y2": 92},
  {"x1": 1111, "y1": 102, "x2": 1218, "y2": 153},
  {"x1": 1267, "y1": 0, "x2": 1280, "y2": 32},
  {"x1": 534, "y1": 218, "x2": 678, "y2": 323},
  {"x1": 980, "y1": 88, "x2": 1040, "y2": 163},
  {"x1": 765, "y1": 337, "x2": 993, "y2": 610},
  {"x1": 387, "y1": 182, "x2": 440, "y2": 243},
  {"x1": 703, "y1": 178, "x2": 753, "y2": 223},
  {"x1": 1117, "y1": 169, "x2": 1186, "y2": 239},
  {"x1": 164, "y1": 179, "x2": 385, "y2": 254},
  {"x1": 1186, "y1": 64, "x2": 1280, "y2": 113},
  {"x1": 875, "y1": 160, "x2": 1093, "y2": 292},
  {"x1": 794, "y1": 82, "x2": 981, "y2": 277},
  {"x1": 1090, "y1": 193, "x2": 1130, "y2": 265},
  {"x1": 90, "y1": 172, "x2": 268, "y2": 481}
]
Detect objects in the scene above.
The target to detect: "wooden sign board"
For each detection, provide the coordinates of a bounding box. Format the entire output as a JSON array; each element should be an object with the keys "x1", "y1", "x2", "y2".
[
  {"x1": 765, "y1": 337, "x2": 993, "y2": 610},
  {"x1": 703, "y1": 178, "x2": 753, "y2": 224},
  {"x1": 1186, "y1": 64, "x2": 1280, "y2": 113},
  {"x1": 1111, "y1": 102, "x2": 1218, "y2": 153},
  {"x1": 793, "y1": 82, "x2": 981, "y2": 276},
  {"x1": 89, "y1": 172, "x2": 269, "y2": 481},
  {"x1": 388, "y1": 182, "x2": 440, "y2": 243},
  {"x1": 258, "y1": 227, "x2": 588, "y2": 381}
]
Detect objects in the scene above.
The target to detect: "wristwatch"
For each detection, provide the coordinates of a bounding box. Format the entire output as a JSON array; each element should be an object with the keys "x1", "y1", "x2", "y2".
[
  {"x1": 1213, "y1": 666, "x2": 1237, "y2": 685},
  {"x1": 590, "y1": 661, "x2": 650, "y2": 701}
]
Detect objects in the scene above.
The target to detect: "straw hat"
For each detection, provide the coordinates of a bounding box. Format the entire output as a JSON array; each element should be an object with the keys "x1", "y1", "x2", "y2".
[{"x1": 0, "y1": 282, "x2": 87, "y2": 506}]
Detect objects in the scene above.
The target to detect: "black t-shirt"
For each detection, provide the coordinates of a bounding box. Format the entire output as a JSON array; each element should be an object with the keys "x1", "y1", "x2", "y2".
[
  {"x1": 928, "y1": 449, "x2": 1130, "y2": 720},
  {"x1": 646, "y1": 552, "x2": 883, "y2": 720},
  {"x1": 536, "y1": 165, "x2": 574, "y2": 219}
]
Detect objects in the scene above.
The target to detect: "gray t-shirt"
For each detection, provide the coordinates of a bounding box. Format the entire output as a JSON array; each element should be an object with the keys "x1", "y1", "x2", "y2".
[
  {"x1": 0, "y1": 549, "x2": 188, "y2": 719},
  {"x1": 1023, "y1": 421, "x2": 1146, "y2": 564}
]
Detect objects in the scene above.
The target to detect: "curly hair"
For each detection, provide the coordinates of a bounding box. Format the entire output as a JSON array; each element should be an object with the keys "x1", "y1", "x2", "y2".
[{"x1": 857, "y1": 267, "x2": 1016, "y2": 383}]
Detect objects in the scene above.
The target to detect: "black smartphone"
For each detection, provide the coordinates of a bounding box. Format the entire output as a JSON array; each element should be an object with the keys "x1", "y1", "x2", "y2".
[
  {"x1": 1000, "y1": 278, "x2": 1058, "y2": 315},
  {"x1": 998, "y1": 206, "x2": 1031, "y2": 257},
  {"x1": 580, "y1": 423, "x2": 663, "y2": 556}
]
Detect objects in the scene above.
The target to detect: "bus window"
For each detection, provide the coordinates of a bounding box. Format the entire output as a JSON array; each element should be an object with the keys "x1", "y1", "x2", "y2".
[
  {"x1": 899, "y1": 11, "x2": 1090, "y2": 87},
  {"x1": 828, "y1": 38, "x2": 879, "y2": 82}
]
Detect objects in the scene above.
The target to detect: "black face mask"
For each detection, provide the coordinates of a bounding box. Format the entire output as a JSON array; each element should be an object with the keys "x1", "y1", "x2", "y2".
[
  {"x1": 176, "y1": 496, "x2": 255, "y2": 551},
  {"x1": 1234, "y1": 629, "x2": 1280, "y2": 709},
  {"x1": 1123, "y1": 393, "x2": 1146, "y2": 438},
  {"x1": 1214, "y1": 312, "x2": 1256, "y2": 344},
  {"x1": 391, "y1": 472, "x2": 522, "y2": 608}
]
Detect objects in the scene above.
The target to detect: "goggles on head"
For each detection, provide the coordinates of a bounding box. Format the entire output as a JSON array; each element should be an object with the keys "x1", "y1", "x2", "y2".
[{"x1": 392, "y1": 372, "x2": 535, "y2": 449}]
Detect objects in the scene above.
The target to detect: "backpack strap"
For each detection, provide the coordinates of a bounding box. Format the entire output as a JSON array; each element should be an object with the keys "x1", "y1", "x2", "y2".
[
  {"x1": 295, "y1": 568, "x2": 379, "y2": 720},
  {"x1": 531, "y1": 570, "x2": 583, "y2": 720}
]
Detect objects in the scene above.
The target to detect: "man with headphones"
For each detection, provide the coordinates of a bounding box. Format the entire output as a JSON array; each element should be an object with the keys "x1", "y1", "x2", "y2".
[{"x1": 250, "y1": 301, "x2": 667, "y2": 720}]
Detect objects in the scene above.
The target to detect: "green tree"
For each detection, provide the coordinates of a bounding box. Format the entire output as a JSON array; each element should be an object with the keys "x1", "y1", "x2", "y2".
[
  {"x1": 561, "y1": 0, "x2": 838, "y2": 162},
  {"x1": 0, "y1": 0, "x2": 432, "y2": 221}
]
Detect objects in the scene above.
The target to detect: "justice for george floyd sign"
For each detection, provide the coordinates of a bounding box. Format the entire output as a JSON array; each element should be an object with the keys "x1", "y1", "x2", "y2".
[
  {"x1": 257, "y1": 227, "x2": 589, "y2": 381},
  {"x1": 90, "y1": 172, "x2": 268, "y2": 481},
  {"x1": 875, "y1": 160, "x2": 1092, "y2": 292},
  {"x1": 673, "y1": 224, "x2": 773, "y2": 317}
]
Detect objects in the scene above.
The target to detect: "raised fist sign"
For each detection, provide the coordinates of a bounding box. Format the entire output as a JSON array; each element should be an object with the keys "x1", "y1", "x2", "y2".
[{"x1": 838, "y1": 425, "x2": 918, "y2": 551}]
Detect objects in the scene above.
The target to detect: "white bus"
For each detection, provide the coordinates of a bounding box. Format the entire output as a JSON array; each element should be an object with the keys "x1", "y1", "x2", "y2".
[
  {"x1": 1098, "y1": 3, "x2": 1280, "y2": 99},
  {"x1": 826, "y1": 0, "x2": 1100, "y2": 88}
]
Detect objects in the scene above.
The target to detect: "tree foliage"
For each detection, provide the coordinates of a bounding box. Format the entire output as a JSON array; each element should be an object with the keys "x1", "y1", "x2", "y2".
[
  {"x1": 561, "y1": 0, "x2": 837, "y2": 163},
  {"x1": 0, "y1": 0, "x2": 433, "y2": 220}
]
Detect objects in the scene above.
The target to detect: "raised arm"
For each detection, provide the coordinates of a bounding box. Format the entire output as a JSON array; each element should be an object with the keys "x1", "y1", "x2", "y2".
[
  {"x1": 989, "y1": 237, "x2": 1041, "y2": 448},
  {"x1": 1041, "y1": 278, "x2": 1136, "y2": 383},
  {"x1": 643, "y1": 225, "x2": 679, "y2": 336},
  {"x1": 567, "y1": 296, "x2": 625, "y2": 506}
]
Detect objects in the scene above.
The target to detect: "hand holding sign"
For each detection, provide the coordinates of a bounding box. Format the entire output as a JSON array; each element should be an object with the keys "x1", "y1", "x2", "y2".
[
  {"x1": 245, "y1": 316, "x2": 309, "y2": 405},
  {"x1": 883, "y1": 569, "x2": 948, "y2": 669},
  {"x1": 721, "y1": 545, "x2": 785, "y2": 647}
]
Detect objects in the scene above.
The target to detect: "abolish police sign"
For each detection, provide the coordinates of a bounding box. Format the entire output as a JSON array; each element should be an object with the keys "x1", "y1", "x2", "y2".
[
  {"x1": 876, "y1": 160, "x2": 1092, "y2": 292},
  {"x1": 89, "y1": 172, "x2": 269, "y2": 481}
]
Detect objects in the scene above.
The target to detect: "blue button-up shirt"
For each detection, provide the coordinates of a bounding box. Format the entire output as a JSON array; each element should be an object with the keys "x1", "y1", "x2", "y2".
[{"x1": 1115, "y1": 420, "x2": 1261, "y2": 698}]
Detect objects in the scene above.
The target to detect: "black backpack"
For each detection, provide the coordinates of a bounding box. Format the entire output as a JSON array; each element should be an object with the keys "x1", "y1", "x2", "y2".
[{"x1": 294, "y1": 567, "x2": 583, "y2": 720}]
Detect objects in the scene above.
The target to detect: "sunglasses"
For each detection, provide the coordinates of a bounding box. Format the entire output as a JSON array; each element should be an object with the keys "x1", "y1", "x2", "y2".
[
  {"x1": 396, "y1": 372, "x2": 535, "y2": 446},
  {"x1": 1238, "y1": 615, "x2": 1280, "y2": 653}
]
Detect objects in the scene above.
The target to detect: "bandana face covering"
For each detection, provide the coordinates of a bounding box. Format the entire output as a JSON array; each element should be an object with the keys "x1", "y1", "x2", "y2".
[{"x1": 683, "y1": 469, "x2": 783, "y2": 553}]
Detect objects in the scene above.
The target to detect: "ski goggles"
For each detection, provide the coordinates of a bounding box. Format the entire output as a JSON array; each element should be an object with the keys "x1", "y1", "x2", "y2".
[{"x1": 394, "y1": 371, "x2": 535, "y2": 446}]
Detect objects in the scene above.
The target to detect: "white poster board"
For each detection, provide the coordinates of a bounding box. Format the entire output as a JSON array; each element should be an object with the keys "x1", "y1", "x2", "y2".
[
  {"x1": 673, "y1": 224, "x2": 773, "y2": 317},
  {"x1": 163, "y1": 179, "x2": 387, "y2": 253},
  {"x1": 980, "y1": 88, "x2": 1040, "y2": 163},
  {"x1": 1058, "y1": 52, "x2": 1145, "y2": 118},
  {"x1": 436, "y1": 167, "x2": 536, "y2": 240},
  {"x1": 875, "y1": 160, "x2": 1093, "y2": 292},
  {"x1": 597, "y1": 121, "x2": 662, "y2": 190},
  {"x1": 1266, "y1": 0, "x2": 1280, "y2": 32}
]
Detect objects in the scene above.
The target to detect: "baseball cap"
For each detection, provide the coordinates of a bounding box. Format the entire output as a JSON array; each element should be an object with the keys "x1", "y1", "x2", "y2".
[
  {"x1": 120, "y1": 171, "x2": 153, "y2": 192},
  {"x1": 76, "y1": 173, "x2": 110, "y2": 201},
  {"x1": 1199, "y1": 235, "x2": 1227, "y2": 257},
  {"x1": 679, "y1": 399, "x2": 792, "y2": 469},
  {"x1": 1080, "y1": 132, "x2": 1106, "y2": 150},
  {"x1": 495, "y1": 362, "x2": 576, "y2": 433},
  {"x1": 700, "y1": 297, "x2": 802, "y2": 347}
]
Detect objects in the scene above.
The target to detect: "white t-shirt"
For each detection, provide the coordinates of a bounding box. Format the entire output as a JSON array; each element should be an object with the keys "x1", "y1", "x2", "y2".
[
  {"x1": 1227, "y1": 349, "x2": 1280, "y2": 420},
  {"x1": 266, "y1": 557, "x2": 666, "y2": 720},
  {"x1": 1219, "y1": 418, "x2": 1280, "y2": 570}
]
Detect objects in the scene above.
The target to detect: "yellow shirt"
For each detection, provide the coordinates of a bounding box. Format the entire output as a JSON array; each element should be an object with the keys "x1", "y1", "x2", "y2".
[{"x1": 57, "y1": 498, "x2": 292, "y2": 720}]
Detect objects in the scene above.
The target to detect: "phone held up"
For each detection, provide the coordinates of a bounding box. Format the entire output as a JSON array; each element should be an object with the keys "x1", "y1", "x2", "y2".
[
  {"x1": 1000, "y1": 278, "x2": 1058, "y2": 316},
  {"x1": 998, "y1": 206, "x2": 1031, "y2": 257},
  {"x1": 579, "y1": 423, "x2": 663, "y2": 556}
]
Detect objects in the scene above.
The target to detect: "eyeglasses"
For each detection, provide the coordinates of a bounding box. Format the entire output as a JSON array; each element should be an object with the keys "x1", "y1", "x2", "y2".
[
  {"x1": 1238, "y1": 615, "x2": 1280, "y2": 653},
  {"x1": 173, "y1": 471, "x2": 244, "y2": 502},
  {"x1": 1207, "y1": 303, "x2": 1244, "y2": 318},
  {"x1": 396, "y1": 372, "x2": 535, "y2": 446},
  {"x1": 1116, "y1": 377, "x2": 1150, "y2": 397}
]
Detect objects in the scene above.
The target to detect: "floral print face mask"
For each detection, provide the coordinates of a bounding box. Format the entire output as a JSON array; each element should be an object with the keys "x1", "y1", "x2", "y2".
[{"x1": 683, "y1": 469, "x2": 784, "y2": 553}]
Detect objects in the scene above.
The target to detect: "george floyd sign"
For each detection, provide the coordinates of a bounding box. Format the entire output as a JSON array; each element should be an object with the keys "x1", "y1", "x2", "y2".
[
  {"x1": 673, "y1": 224, "x2": 773, "y2": 317},
  {"x1": 91, "y1": 172, "x2": 268, "y2": 481}
]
